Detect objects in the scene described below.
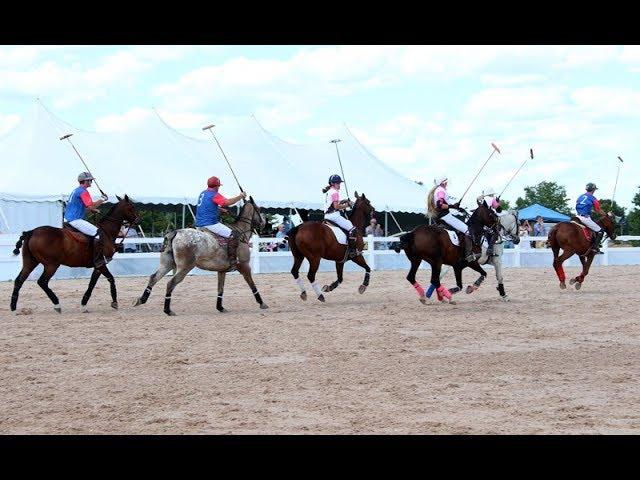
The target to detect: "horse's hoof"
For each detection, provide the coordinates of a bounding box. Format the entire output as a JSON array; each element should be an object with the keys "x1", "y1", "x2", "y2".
[
  {"x1": 53, "y1": 306, "x2": 61, "y2": 314},
  {"x1": 317, "y1": 294, "x2": 325, "y2": 302},
  {"x1": 501, "y1": 296, "x2": 510, "y2": 302},
  {"x1": 111, "y1": 302, "x2": 118, "y2": 310},
  {"x1": 260, "y1": 303, "x2": 269, "y2": 309},
  {"x1": 448, "y1": 300, "x2": 457, "y2": 305},
  {"x1": 164, "y1": 310, "x2": 177, "y2": 317},
  {"x1": 569, "y1": 278, "x2": 576, "y2": 285},
  {"x1": 575, "y1": 282, "x2": 582, "y2": 290},
  {"x1": 449, "y1": 287, "x2": 461, "y2": 295},
  {"x1": 133, "y1": 298, "x2": 142, "y2": 307},
  {"x1": 300, "y1": 291, "x2": 307, "y2": 301},
  {"x1": 217, "y1": 307, "x2": 226, "y2": 313},
  {"x1": 559, "y1": 282, "x2": 566, "y2": 289},
  {"x1": 358, "y1": 285, "x2": 367, "y2": 294},
  {"x1": 466, "y1": 285, "x2": 476, "y2": 294},
  {"x1": 419, "y1": 297, "x2": 427, "y2": 305},
  {"x1": 322, "y1": 285, "x2": 330, "y2": 292}
]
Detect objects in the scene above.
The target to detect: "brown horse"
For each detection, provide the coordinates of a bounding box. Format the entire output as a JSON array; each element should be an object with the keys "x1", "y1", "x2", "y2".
[
  {"x1": 10, "y1": 195, "x2": 140, "y2": 313},
  {"x1": 394, "y1": 202, "x2": 499, "y2": 304},
  {"x1": 547, "y1": 212, "x2": 617, "y2": 290},
  {"x1": 287, "y1": 192, "x2": 375, "y2": 302}
]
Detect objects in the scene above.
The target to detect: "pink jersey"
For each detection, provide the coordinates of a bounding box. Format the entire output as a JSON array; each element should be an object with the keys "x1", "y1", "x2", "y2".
[
  {"x1": 433, "y1": 185, "x2": 452, "y2": 208},
  {"x1": 324, "y1": 187, "x2": 341, "y2": 213}
]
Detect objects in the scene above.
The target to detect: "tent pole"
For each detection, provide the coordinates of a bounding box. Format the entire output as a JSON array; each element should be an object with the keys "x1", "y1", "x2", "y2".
[
  {"x1": 182, "y1": 204, "x2": 186, "y2": 228},
  {"x1": 0, "y1": 204, "x2": 10, "y2": 232},
  {"x1": 384, "y1": 211, "x2": 388, "y2": 237},
  {"x1": 385, "y1": 205, "x2": 403, "y2": 233}
]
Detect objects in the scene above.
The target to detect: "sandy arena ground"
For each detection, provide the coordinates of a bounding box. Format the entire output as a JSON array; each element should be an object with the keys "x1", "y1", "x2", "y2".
[{"x1": 1, "y1": 265, "x2": 639, "y2": 434}]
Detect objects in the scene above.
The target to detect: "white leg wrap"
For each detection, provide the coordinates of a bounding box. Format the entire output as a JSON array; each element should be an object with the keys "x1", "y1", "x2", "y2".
[
  {"x1": 295, "y1": 277, "x2": 305, "y2": 293},
  {"x1": 311, "y1": 281, "x2": 323, "y2": 297}
]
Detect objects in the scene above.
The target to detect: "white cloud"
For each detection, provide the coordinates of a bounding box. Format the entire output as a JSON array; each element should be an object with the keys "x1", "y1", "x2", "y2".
[
  {"x1": 95, "y1": 107, "x2": 153, "y2": 132},
  {"x1": 0, "y1": 113, "x2": 20, "y2": 136}
]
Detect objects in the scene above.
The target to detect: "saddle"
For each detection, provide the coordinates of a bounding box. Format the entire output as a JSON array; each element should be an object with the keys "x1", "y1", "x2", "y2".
[
  {"x1": 63, "y1": 223, "x2": 94, "y2": 244},
  {"x1": 323, "y1": 219, "x2": 351, "y2": 236},
  {"x1": 570, "y1": 217, "x2": 593, "y2": 241},
  {"x1": 197, "y1": 227, "x2": 232, "y2": 246}
]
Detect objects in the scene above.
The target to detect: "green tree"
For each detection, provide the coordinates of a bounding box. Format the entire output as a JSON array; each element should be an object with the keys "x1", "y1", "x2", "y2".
[
  {"x1": 598, "y1": 199, "x2": 625, "y2": 217},
  {"x1": 498, "y1": 198, "x2": 512, "y2": 211},
  {"x1": 515, "y1": 181, "x2": 571, "y2": 215},
  {"x1": 626, "y1": 186, "x2": 640, "y2": 235}
]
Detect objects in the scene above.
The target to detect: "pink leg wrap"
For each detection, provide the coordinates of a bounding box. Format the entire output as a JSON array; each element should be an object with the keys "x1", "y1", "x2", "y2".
[
  {"x1": 554, "y1": 264, "x2": 566, "y2": 282},
  {"x1": 412, "y1": 282, "x2": 425, "y2": 297},
  {"x1": 436, "y1": 285, "x2": 452, "y2": 300}
]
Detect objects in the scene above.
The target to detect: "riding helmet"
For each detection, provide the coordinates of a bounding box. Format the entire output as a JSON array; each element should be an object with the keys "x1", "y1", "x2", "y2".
[
  {"x1": 78, "y1": 172, "x2": 95, "y2": 182},
  {"x1": 586, "y1": 182, "x2": 597, "y2": 192},
  {"x1": 329, "y1": 174, "x2": 343, "y2": 184},
  {"x1": 208, "y1": 176, "x2": 222, "y2": 188}
]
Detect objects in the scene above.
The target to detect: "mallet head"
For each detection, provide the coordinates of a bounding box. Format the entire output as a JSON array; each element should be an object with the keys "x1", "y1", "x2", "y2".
[
  {"x1": 59, "y1": 133, "x2": 73, "y2": 141},
  {"x1": 530, "y1": 148, "x2": 534, "y2": 159},
  {"x1": 330, "y1": 139, "x2": 342, "y2": 144},
  {"x1": 491, "y1": 142, "x2": 501, "y2": 154},
  {"x1": 202, "y1": 124, "x2": 215, "y2": 131}
]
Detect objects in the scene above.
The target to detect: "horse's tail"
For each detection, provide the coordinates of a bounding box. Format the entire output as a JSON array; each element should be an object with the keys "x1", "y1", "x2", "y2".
[
  {"x1": 161, "y1": 229, "x2": 178, "y2": 256},
  {"x1": 285, "y1": 225, "x2": 299, "y2": 254},
  {"x1": 394, "y1": 230, "x2": 414, "y2": 255},
  {"x1": 13, "y1": 230, "x2": 33, "y2": 255}
]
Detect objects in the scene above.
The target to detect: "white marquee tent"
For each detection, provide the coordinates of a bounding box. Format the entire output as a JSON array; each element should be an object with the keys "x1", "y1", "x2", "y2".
[{"x1": 0, "y1": 101, "x2": 427, "y2": 234}]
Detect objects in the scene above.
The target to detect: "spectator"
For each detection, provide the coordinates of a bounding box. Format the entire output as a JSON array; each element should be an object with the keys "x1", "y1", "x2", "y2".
[
  {"x1": 275, "y1": 224, "x2": 289, "y2": 251},
  {"x1": 533, "y1": 216, "x2": 548, "y2": 248},
  {"x1": 117, "y1": 222, "x2": 140, "y2": 253},
  {"x1": 365, "y1": 218, "x2": 384, "y2": 250},
  {"x1": 519, "y1": 219, "x2": 532, "y2": 249},
  {"x1": 282, "y1": 215, "x2": 293, "y2": 235}
]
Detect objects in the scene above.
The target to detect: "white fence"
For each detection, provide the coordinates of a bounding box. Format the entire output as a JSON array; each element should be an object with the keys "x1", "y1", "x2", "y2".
[{"x1": 2, "y1": 234, "x2": 640, "y2": 282}]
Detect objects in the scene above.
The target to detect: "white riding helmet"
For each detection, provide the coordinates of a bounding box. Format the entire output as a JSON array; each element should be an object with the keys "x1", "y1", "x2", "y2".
[
  {"x1": 78, "y1": 172, "x2": 95, "y2": 182},
  {"x1": 482, "y1": 187, "x2": 497, "y2": 197},
  {"x1": 435, "y1": 176, "x2": 448, "y2": 186}
]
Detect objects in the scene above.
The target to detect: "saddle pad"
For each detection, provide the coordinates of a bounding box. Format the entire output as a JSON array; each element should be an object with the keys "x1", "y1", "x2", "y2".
[
  {"x1": 570, "y1": 220, "x2": 592, "y2": 240},
  {"x1": 326, "y1": 225, "x2": 348, "y2": 245},
  {"x1": 445, "y1": 229, "x2": 460, "y2": 247},
  {"x1": 63, "y1": 228, "x2": 91, "y2": 244}
]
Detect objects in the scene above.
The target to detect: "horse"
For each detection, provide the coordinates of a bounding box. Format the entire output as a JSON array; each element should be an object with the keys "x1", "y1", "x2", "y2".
[
  {"x1": 286, "y1": 192, "x2": 375, "y2": 302},
  {"x1": 394, "y1": 202, "x2": 499, "y2": 304},
  {"x1": 134, "y1": 197, "x2": 267, "y2": 315},
  {"x1": 10, "y1": 195, "x2": 140, "y2": 314},
  {"x1": 547, "y1": 211, "x2": 617, "y2": 290},
  {"x1": 473, "y1": 209, "x2": 520, "y2": 302}
]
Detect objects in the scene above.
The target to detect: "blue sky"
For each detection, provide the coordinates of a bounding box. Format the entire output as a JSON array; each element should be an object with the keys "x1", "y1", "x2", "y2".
[{"x1": 1, "y1": 45, "x2": 638, "y2": 211}]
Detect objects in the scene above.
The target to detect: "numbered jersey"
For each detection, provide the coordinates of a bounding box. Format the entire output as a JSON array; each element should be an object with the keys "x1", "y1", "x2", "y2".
[
  {"x1": 576, "y1": 193, "x2": 599, "y2": 216},
  {"x1": 64, "y1": 186, "x2": 92, "y2": 221},
  {"x1": 195, "y1": 188, "x2": 227, "y2": 227}
]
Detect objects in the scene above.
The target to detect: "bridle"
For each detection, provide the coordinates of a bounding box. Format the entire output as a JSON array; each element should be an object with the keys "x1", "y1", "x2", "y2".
[
  {"x1": 230, "y1": 199, "x2": 263, "y2": 242},
  {"x1": 98, "y1": 202, "x2": 141, "y2": 245}
]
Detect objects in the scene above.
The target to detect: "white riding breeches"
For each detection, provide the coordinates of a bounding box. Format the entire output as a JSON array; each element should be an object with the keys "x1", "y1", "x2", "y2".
[
  {"x1": 67, "y1": 219, "x2": 98, "y2": 237},
  {"x1": 325, "y1": 212, "x2": 354, "y2": 232},
  {"x1": 576, "y1": 215, "x2": 601, "y2": 232},
  {"x1": 440, "y1": 212, "x2": 469, "y2": 234},
  {"x1": 204, "y1": 223, "x2": 233, "y2": 237}
]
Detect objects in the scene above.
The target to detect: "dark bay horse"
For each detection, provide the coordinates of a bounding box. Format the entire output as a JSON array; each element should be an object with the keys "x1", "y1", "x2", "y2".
[
  {"x1": 287, "y1": 192, "x2": 374, "y2": 302},
  {"x1": 10, "y1": 195, "x2": 139, "y2": 313},
  {"x1": 547, "y1": 212, "x2": 617, "y2": 290},
  {"x1": 394, "y1": 203, "x2": 499, "y2": 304}
]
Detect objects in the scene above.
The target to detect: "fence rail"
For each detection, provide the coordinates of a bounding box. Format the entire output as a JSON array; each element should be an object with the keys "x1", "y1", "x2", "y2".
[{"x1": 2, "y1": 234, "x2": 640, "y2": 281}]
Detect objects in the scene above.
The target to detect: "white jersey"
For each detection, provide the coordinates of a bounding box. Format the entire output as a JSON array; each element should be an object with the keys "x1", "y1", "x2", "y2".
[{"x1": 325, "y1": 187, "x2": 341, "y2": 213}]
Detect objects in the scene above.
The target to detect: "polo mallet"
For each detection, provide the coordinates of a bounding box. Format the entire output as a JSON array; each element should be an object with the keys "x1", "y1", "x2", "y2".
[
  {"x1": 459, "y1": 142, "x2": 501, "y2": 205},
  {"x1": 202, "y1": 124, "x2": 245, "y2": 194},
  {"x1": 59, "y1": 133, "x2": 107, "y2": 198},
  {"x1": 611, "y1": 156, "x2": 624, "y2": 206},
  {"x1": 499, "y1": 148, "x2": 534, "y2": 198},
  {"x1": 330, "y1": 139, "x2": 350, "y2": 200}
]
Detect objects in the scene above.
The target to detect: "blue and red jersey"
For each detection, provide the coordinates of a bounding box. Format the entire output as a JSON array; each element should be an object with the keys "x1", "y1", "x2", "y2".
[
  {"x1": 195, "y1": 188, "x2": 227, "y2": 226},
  {"x1": 576, "y1": 192, "x2": 600, "y2": 216},
  {"x1": 64, "y1": 186, "x2": 93, "y2": 221}
]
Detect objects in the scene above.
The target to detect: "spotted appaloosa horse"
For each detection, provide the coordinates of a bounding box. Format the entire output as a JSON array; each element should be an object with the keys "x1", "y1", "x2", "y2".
[
  {"x1": 286, "y1": 192, "x2": 375, "y2": 302},
  {"x1": 395, "y1": 202, "x2": 499, "y2": 304},
  {"x1": 134, "y1": 197, "x2": 266, "y2": 315},
  {"x1": 547, "y1": 212, "x2": 617, "y2": 290},
  {"x1": 10, "y1": 196, "x2": 139, "y2": 313}
]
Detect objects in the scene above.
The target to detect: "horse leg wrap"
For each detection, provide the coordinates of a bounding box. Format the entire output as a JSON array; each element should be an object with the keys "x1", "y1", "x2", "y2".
[
  {"x1": 436, "y1": 285, "x2": 452, "y2": 300},
  {"x1": 164, "y1": 296, "x2": 171, "y2": 312},
  {"x1": 141, "y1": 286, "x2": 152, "y2": 303},
  {"x1": 216, "y1": 292, "x2": 224, "y2": 310},
  {"x1": 497, "y1": 283, "x2": 506, "y2": 297},
  {"x1": 295, "y1": 277, "x2": 305, "y2": 293},
  {"x1": 311, "y1": 281, "x2": 323, "y2": 297},
  {"x1": 363, "y1": 272, "x2": 370, "y2": 286},
  {"x1": 252, "y1": 288, "x2": 263, "y2": 304},
  {"x1": 448, "y1": 286, "x2": 461, "y2": 295},
  {"x1": 474, "y1": 275, "x2": 486, "y2": 288},
  {"x1": 426, "y1": 284, "x2": 437, "y2": 298},
  {"x1": 412, "y1": 282, "x2": 425, "y2": 297},
  {"x1": 554, "y1": 264, "x2": 566, "y2": 282}
]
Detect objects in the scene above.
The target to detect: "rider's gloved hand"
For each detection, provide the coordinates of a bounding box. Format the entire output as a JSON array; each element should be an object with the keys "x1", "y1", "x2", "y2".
[{"x1": 101, "y1": 194, "x2": 108, "y2": 202}]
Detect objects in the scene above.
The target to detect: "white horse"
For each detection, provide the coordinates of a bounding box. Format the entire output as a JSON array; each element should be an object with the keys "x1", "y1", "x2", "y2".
[
  {"x1": 476, "y1": 209, "x2": 520, "y2": 301},
  {"x1": 134, "y1": 198, "x2": 267, "y2": 315}
]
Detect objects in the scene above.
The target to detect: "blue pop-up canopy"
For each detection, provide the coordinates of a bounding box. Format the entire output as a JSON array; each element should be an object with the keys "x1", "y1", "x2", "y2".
[{"x1": 518, "y1": 203, "x2": 570, "y2": 222}]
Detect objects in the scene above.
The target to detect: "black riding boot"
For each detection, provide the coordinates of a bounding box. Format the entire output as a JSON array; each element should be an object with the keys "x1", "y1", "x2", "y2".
[
  {"x1": 464, "y1": 234, "x2": 477, "y2": 262},
  {"x1": 227, "y1": 231, "x2": 241, "y2": 267},
  {"x1": 93, "y1": 234, "x2": 106, "y2": 269},
  {"x1": 592, "y1": 230, "x2": 605, "y2": 254},
  {"x1": 347, "y1": 228, "x2": 360, "y2": 259}
]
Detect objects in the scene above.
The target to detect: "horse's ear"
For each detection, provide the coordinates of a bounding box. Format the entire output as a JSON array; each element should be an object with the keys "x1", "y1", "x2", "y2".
[
  {"x1": 249, "y1": 195, "x2": 254, "y2": 204},
  {"x1": 361, "y1": 193, "x2": 367, "y2": 199},
  {"x1": 354, "y1": 191, "x2": 359, "y2": 198},
  {"x1": 124, "y1": 194, "x2": 130, "y2": 202},
  {"x1": 116, "y1": 195, "x2": 122, "y2": 201}
]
